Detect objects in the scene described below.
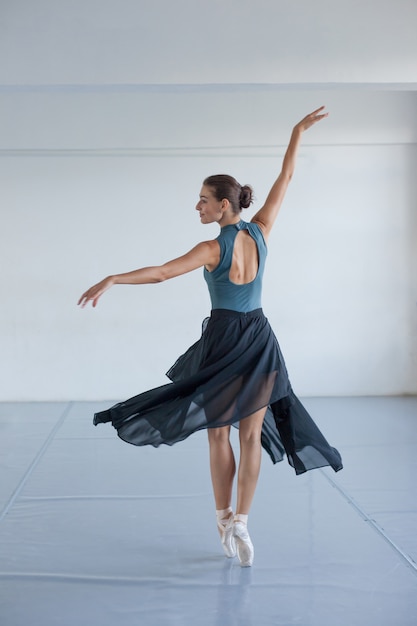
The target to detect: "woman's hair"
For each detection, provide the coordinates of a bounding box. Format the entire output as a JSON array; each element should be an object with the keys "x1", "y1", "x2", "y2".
[{"x1": 203, "y1": 174, "x2": 253, "y2": 215}]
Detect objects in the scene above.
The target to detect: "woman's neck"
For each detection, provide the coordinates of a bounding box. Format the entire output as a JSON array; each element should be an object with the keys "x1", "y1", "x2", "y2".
[{"x1": 218, "y1": 214, "x2": 241, "y2": 228}]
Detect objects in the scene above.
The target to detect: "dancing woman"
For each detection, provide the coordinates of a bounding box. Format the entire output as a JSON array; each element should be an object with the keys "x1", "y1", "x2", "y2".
[{"x1": 79, "y1": 106, "x2": 342, "y2": 567}]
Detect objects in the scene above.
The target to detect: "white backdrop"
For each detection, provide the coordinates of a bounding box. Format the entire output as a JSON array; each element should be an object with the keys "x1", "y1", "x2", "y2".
[
  {"x1": 1, "y1": 0, "x2": 416, "y2": 400},
  {"x1": 1, "y1": 89, "x2": 416, "y2": 400},
  {"x1": 1, "y1": 0, "x2": 417, "y2": 85}
]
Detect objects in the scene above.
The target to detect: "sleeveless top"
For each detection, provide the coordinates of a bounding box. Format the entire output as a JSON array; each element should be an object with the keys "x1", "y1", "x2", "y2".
[{"x1": 204, "y1": 220, "x2": 267, "y2": 313}]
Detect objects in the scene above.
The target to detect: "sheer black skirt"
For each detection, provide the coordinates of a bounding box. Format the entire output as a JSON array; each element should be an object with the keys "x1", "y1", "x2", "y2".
[{"x1": 94, "y1": 309, "x2": 342, "y2": 475}]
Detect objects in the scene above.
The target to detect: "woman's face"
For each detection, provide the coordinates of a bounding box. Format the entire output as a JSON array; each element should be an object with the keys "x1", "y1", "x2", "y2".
[{"x1": 195, "y1": 185, "x2": 224, "y2": 224}]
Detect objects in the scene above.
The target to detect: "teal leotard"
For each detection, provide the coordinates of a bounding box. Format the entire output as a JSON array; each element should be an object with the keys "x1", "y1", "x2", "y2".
[{"x1": 204, "y1": 220, "x2": 267, "y2": 313}]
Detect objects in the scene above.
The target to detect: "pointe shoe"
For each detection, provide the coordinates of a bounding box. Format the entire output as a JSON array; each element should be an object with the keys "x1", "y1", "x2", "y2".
[
  {"x1": 233, "y1": 521, "x2": 254, "y2": 567},
  {"x1": 217, "y1": 517, "x2": 236, "y2": 558}
]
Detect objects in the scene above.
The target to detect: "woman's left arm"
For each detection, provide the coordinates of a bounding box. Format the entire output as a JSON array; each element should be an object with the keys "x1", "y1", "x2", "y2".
[
  {"x1": 78, "y1": 239, "x2": 219, "y2": 308},
  {"x1": 251, "y1": 106, "x2": 328, "y2": 240}
]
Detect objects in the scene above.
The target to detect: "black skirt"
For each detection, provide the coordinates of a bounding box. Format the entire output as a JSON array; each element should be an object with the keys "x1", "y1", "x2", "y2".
[{"x1": 94, "y1": 309, "x2": 343, "y2": 475}]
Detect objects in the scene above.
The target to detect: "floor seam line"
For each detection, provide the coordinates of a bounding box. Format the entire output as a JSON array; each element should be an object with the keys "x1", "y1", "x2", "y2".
[
  {"x1": 319, "y1": 468, "x2": 417, "y2": 576},
  {"x1": 0, "y1": 402, "x2": 74, "y2": 524}
]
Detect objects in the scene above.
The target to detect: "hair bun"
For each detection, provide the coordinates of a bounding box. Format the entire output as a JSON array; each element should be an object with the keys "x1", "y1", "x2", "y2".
[{"x1": 239, "y1": 185, "x2": 254, "y2": 209}]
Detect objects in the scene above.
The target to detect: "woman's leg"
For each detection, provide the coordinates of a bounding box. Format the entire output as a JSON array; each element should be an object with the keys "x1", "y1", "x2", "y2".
[
  {"x1": 208, "y1": 425, "x2": 237, "y2": 557},
  {"x1": 236, "y1": 406, "x2": 267, "y2": 515},
  {"x1": 232, "y1": 407, "x2": 267, "y2": 567},
  {"x1": 207, "y1": 425, "x2": 236, "y2": 510}
]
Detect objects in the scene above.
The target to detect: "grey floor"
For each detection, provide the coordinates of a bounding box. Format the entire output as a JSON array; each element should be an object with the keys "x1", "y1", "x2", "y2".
[{"x1": 0, "y1": 397, "x2": 416, "y2": 626}]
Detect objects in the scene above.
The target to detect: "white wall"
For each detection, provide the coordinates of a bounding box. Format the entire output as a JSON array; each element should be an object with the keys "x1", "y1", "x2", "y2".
[
  {"x1": 1, "y1": 0, "x2": 416, "y2": 85},
  {"x1": 1, "y1": 0, "x2": 416, "y2": 400},
  {"x1": 1, "y1": 88, "x2": 416, "y2": 400}
]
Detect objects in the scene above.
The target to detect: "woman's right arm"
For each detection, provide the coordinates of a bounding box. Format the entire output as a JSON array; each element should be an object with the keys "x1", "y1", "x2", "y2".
[
  {"x1": 251, "y1": 106, "x2": 328, "y2": 241},
  {"x1": 78, "y1": 240, "x2": 219, "y2": 308}
]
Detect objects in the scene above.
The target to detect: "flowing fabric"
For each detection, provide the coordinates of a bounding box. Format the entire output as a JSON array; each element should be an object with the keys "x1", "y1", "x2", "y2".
[{"x1": 94, "y1": 309, "x2": 342, "y2": 475}]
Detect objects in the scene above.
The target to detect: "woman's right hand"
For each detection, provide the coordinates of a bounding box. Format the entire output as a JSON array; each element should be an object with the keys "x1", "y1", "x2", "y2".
[
  {"x1": 78, "y1": 276, "x2": 115, "y2": 308},
  {"x1": 293, "y1": 105, "x2": 328, "y2": 134},
  {"x1": 251, "y1": 106, "x2": 328, "y2": 239}
]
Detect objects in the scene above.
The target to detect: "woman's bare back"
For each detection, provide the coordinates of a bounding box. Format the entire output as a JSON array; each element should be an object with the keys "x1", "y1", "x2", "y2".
[{"x1": 229, "y1": 230, "x2": 259, "y2": 285}]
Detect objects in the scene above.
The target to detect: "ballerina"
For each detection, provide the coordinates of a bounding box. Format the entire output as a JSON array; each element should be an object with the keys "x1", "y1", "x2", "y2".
[{"x1": 79, "y1": 106, "x2": 342, "y2": 567}]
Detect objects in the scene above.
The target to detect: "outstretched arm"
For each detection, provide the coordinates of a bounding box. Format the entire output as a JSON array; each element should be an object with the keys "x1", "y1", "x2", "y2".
[
  {"x1": 78, "y1": 239, "x2": 219, "y2": 308},
  {"x1": 251, "y1": 106, "x2": 328, "y2": 240}
]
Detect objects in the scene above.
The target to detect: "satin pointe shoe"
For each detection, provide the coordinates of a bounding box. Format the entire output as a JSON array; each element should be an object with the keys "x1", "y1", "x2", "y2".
[
  {"x1": 217, "y1": 517, "x2": 236, "y2": 558},
  {"x1": 233, "y1": 521, "x2": 254, "y2": 567}
]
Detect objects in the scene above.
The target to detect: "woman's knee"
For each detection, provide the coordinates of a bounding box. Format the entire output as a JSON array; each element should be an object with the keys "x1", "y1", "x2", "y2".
[
  {"x1": 207, "y1": 425, "x2": 231, "y2": 444},
  {"x1": 238, "y1": 409, "x2": 266, "y2": 445},
  {"x1": 239, "y1": 427, "x2": 262, "y2": 447}
]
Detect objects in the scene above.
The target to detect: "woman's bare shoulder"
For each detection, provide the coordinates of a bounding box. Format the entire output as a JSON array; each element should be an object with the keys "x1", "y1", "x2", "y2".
[{"x1": 249, "y1": 219, "x2": 268, "y2": 243}]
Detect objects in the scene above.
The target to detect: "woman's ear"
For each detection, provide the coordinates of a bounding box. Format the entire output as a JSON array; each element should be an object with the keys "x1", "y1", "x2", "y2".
[{"x1": 221, "y1": 198, "x2": 230, "y2": 212}]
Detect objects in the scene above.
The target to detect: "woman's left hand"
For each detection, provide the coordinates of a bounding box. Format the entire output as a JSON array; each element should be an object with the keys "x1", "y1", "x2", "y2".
[{"x1": 78, "y1": 276, "x2": 115, "y2": 308}]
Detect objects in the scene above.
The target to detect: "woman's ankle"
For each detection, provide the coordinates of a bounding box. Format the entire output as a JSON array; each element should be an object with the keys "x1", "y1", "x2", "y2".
[{"x1": 216, "y1": 507, "x2": 233, "y2": 525}]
